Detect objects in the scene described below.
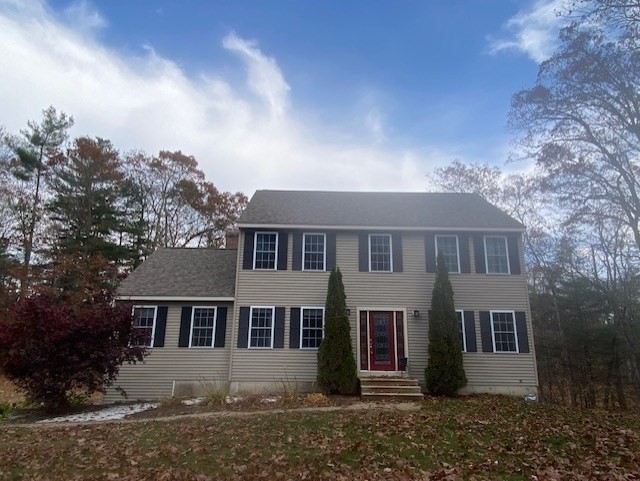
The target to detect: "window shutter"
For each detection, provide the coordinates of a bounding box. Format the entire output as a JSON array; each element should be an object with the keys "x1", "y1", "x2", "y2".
[
  {"x1": 459, "y1": 234, "x2": 471, "y2": 274},
  {"x1": 274, "y1": 307, "x2": 285, "y2": 348},
  {"x1": 178, "y1": 306, "x2": 192, "y2": 348},
  {"x1": 479, "y1": 311, "x2": 493, "y2": 352},
  {"x1": 358, "y1": 233, "x2": 368, "y2": 272},
  {"x1": 290, "y1": 307, "x2": 301, "y2": 348},
  {"x1": 507, "y1": 235, "x2": 521, "y2": 275},
  {"x1": 474, "y1": 235, "x2": 486, "y2": 274},
  {"x1": 153, "y1": 306, "x2": 168, "y2": 347},
  {"x1": 425, "y1": 234, "x2": 436, "y2": 273},
  {"x1": 214, "y1": 307, "x2": 227, "y2": 348},
  {"x1": 292, "y1": 232, "x2": 303, "y2": 270},
  {"x1": 515, "y1": 311, "x2": 529, "y2": 353},
  {"x1": 237, "y1": 307, "x2": 250, "y2": 348},
  {"x1": 326, "y1": 233, "x2": 337, "y2": 270},
  {"x1": 277, "y1": 232, "x2": 288, "y2": 270},
  {"x1": 242, "y1": 231, "x2": 255, "y2": 270},
  {"x1": 392, "y1": 234, "x2": 403, "y2": 272},
  {"x1": 463, "y1": 310, "x2": 477, "y2": 352}
]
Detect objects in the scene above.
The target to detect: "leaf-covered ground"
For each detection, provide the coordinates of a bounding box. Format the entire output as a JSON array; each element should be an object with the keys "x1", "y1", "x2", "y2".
[{"x1": 1, "y1": 395, "x2": 639, "y2": 480}]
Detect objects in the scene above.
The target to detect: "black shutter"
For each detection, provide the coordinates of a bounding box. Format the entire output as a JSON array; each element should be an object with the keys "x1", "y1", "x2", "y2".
[
  {"x1": 425, "y1": 234, "x2": 436, "y2": 273},
  {"x1": 292, "y1": 232, "x2": 303, "y2": 270},
  {"x1": 277, "y1": 232, "x2": 288, "y2": 270},
  {"x1": 515, "y1": 311, "x2": 529, "y2": 353},
  {"x1": 237, "y1": 307, "x2": 250, "y2": 348},
  {"x1": 214, "y1": 307, "x2": 227, "y2": 348},
  {"x1": 290, "y1": 307, "x2": 301, "y2": 348},
  {"x1": 358, "y1": 233, "x2": 369, "y2": 272},
  {"x1": 459, "y1": 234, "x2": 471, "y2": 274},
  {"x1": 326, "y1": 233, "x2": 337, "y2": 270},
  {"x1": 463, "y1": 310, "x2": 477, "y2": 352},
  {"x1": 474, "y1": 235, "x2": 486, "y2": 274},
  {"x1": 479, "y1": 311, "x2": 493, "y2": 352},
  {"x1": 242, "y1": 231, "x2": 255, "y2": 270},
  {"x1": 508, "y1": 235, "x2": 521, "y2": 275},
  {"x1": 178, "y1": 306, "x2": 192, "y2": 347},
  {"x1": 153, "y1": 306, "x2": 168, "y2": 347},
  {"x1": 274, "y1": 307, "x2": 285, "y2": 348},
  {"x1": 392, "y1": 233, "x2": 403, "y2": 272}
]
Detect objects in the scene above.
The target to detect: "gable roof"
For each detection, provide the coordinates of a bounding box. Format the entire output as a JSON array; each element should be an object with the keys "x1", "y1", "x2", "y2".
[
  {"x1": 117, "y1": 248, "x2": 236, "y2": 299},
  {"x1": 238, "y1": 190, "x2": 524, "y2": 230}
]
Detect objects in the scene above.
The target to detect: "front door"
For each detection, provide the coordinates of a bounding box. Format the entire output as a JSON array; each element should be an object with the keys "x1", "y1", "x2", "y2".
[{"x1": 368, "y1": 311, "x2": 396, "y2": 371}]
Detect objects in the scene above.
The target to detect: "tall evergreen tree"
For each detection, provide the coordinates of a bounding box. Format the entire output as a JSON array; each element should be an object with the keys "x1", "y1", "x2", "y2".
[
  {"x1": 425, "y1": 252, "x2": 467, "y2": 396},
  {"x1": 317, "y1": 267, "x2": 358, "y2": 394}
]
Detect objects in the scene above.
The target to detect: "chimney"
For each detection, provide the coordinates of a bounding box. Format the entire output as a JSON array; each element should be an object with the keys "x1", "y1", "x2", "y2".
[{"x1": 225, "y1": 229, "x2": 239, "y2": 250}]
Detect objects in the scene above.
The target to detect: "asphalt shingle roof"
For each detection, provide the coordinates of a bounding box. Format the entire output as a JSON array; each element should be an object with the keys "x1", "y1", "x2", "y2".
[
  {"x1": 238, "y1": 190, "x2": 523, "y2": 230},
  {"x1": 117, "y1": 248, "x2": 237, "y2": 298}
]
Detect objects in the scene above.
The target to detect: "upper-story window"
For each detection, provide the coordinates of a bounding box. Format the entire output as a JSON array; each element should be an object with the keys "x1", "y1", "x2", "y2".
[
  {"x1": 254, "y1": 232, "x2": 278, "y2": 270},
  {"x1": 484, "y1": 236, "x2": 510, "y2": 274},
  {"x1": 369, "y1": 234, "x2": 392, "y2": 272},
  {"x1": 436, "y1": 235, "x2": 460, "y2": 273},
  {"x1": 491, "y1": 311, "x2": 518, "y2": 352},
  {"x1": 456, "y1": 310, "x2": 467, "y2": 352},
  {"x1": 132, "y1": 306, "x2": 157, "y2": 347},
  {"x1": 303, "y1": 233, "x2": 326, "y2": 271}
]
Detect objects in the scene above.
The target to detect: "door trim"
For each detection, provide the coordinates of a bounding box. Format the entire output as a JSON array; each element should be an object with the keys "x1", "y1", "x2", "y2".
[{"x1": 356, "y1": 307, "x2": 409, "y2": 376}]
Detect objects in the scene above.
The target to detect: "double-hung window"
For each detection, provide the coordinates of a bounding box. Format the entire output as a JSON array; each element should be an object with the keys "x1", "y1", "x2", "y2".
[
  {"x1": 436, "y1": 235, "x2": 460, "y2": 273},
  {"x1": 303, "y1": 233, "x2": 326, "y2": 271},
  {"x1": 132, "y1": 306, "x2": 157, "y2": 347},
  {"x1": 189, "y1": 307, "x2": 217, "y2": 348},
  {"x1": 249, "y1": 306, "x2": 275, "y2": 348},
  {"x1": 369, "y1": 234, "x2": 392, "y2": 272},
  {"x1": 491, "y1": 311, "x2": 518, "y2": 353},
  {"x1": 456, "y1": 310, "x2": 467, "y2": 352},
  {"x1": 301, "y1": 307, "x2": 324, "y2": 349},
  {"x1": 254, "y1": 232, "x2": 278, "y2": 270},
  {"x1": 484, "y1": 236, "x2": 510, "y2": 274}
]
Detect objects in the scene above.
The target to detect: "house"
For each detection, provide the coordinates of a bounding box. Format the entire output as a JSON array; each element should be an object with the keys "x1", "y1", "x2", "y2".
[{"x1": 105, "y1": 190, "x2": 538, "y2": 402}]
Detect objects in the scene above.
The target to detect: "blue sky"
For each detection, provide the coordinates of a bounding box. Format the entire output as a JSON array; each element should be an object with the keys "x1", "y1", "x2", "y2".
[{"x1": 0, "y1": 0, "x2": 567, "y2": 195}]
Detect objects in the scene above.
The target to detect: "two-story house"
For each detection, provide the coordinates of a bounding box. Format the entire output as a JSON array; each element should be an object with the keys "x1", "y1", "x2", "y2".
[{"x1": 106, "y1": 190, "x2": 538, "y2": 402}]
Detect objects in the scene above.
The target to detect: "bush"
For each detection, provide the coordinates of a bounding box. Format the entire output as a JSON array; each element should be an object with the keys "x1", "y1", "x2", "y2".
[
  {"x1": 0, "y1": 402, "x2": 10, "y2": 420},
  {"x1": 0, "y1": 294, "x2": 147, "y2": 411}
]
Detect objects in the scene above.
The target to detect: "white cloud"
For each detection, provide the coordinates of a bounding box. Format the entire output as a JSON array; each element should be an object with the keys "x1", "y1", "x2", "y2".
[
  {"x1": 63, "y1": 0, "x2": 106, "y2": 31},
  {"x1": 487, "y1": 0, "x2": 568, "y2": 63},
  {"x1": 0, "y1": 0, "x2": 459, "y2": 196}
]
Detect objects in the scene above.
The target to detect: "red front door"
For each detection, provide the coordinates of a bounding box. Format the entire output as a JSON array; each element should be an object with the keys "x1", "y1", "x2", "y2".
[{"x1": 368, "y1": 311, "x2": 396, "y2": 371}]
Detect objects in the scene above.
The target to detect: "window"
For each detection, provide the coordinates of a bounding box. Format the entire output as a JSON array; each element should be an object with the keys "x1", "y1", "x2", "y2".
[
  {"x1": 249, "y1": 306, "x2": 274, "y2": 348},
  {"x1": 301, "y1": 307, "x2": 324, "y2": 349},
  {"x1": 369, "y1": 234, "x2": 392, "y2": 272},
  {"x1": 254, "y1": 232, "x2": 278, "y2": 270},
  {"x1": 456, "y1": 310, "x2": 466, "y2": 352},
  {"x1": 491, "y1": 311, "x2": 518, "y2": 352},
  {"x1": 484, "y1": 236, "x2": 510, "y2": 274},
  {"x1": 436, "y1": 235, "x2": 460, "y2": 273},
  {"x1": 303, "y1": 233, "x2": 326, "y2": 271},
  {"x1": 189, "y1": 307, "x2": 217, "y2": 348},
  {"x1": 132, "y1": 306, "x2": 157, "y2": 347}
]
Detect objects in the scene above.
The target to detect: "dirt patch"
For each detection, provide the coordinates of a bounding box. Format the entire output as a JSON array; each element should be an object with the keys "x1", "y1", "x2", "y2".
[{"x1": 0, "y1": 375, "x2": 24, "y2": 404}]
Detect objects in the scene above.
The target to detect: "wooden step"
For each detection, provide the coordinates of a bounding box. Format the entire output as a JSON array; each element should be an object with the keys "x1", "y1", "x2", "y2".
[
  {"x1": 359, "y1": 377, "x2": 424, "y2": 401},
  {"x1": 361, "y1": 392, "x2": 425, "y2": 401}
]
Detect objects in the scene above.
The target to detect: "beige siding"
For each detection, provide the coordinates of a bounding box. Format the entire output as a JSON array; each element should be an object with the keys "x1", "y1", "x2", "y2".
[{"x1": 104, "y1": 301, "x2": 233, "y2": 403}]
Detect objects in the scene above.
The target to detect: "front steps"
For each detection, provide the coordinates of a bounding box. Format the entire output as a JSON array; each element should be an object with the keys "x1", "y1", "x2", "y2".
[{"x1": 360, "y1": 377, "x2": 424, "y2": 401}]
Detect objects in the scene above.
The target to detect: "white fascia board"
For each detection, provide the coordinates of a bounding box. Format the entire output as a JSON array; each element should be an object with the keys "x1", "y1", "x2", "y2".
[
  {"x1": 117, "y1": 296, "x2": 235, "y2": 302},
  {"x1": 237, "y1": 223, "x2": 525, "y2": 233}
]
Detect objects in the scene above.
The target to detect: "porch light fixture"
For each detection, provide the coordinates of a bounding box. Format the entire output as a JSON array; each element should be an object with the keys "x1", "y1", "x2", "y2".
[
  {"x1": 346, "y1": 308, "x2": 351, "y2": 316},
  {"x1": 413, "y1": 309, "x2": 420, "y2": 318}
]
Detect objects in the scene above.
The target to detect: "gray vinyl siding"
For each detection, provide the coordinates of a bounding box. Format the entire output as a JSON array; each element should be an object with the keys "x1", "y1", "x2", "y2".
[
  {"x1": 104, "y1": 301, "x2": 233, "y2": 403},
  {"x1": 232, "y1": 231, "x2": 537, "y2": 390}
]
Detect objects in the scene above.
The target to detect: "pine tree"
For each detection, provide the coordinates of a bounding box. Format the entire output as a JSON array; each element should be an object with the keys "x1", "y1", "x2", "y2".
[
  {"x1": 317, "y1": 267, "x2": 358, "y2": 394},
  {"x1": 425, "y1": 252, "x2": 467, "y2": 395}
]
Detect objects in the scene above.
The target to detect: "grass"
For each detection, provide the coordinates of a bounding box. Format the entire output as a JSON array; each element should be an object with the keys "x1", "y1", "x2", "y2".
[{"x1": 1, "y1": 395, "x2": 639, "y2": 480}]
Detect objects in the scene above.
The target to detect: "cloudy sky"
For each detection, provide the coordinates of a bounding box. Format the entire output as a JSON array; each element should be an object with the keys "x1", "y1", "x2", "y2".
[{"x1": 0, "y1": 0, "x2": 568, "y2": 196}]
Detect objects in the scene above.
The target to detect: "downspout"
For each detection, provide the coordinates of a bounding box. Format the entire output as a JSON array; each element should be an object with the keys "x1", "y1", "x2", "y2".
[{"x1": 227, "y1": 230, "x2": 243, "y2": 393}]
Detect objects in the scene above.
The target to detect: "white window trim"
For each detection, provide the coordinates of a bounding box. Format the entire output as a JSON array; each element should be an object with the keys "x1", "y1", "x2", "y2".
[
  {"x1": 435, "y1": 235, "x2": 461, "y2": 274},
  {"x1": 253, "y1": 231, "x2": 279, "y2": 270},
  {"x1": 132, "y1": 305, "x2": 158, "y2": 348},
  {"x1": 490, "y1": 310, "x2": 519, "y2": 353},
  {"x1": 299, "y1": 306, "x2": 325, "y2": 350},
  {"x1": 248, "y1": 306, "x2": 276, "y2": 349},
  {"x1": 302, "y1": 233, "x2": 327, "y2": 271},
  {"x1": 456, "y1": 309, "x2": 467, "y2": 352},
  {"x1": 484, "y1": 235, "x2": 511, "y2": 275},
  {"x1": 188, "y1": 306, "x2": 218, "y2": 348},
  {"x1": 368, "y1": 233, "x2": 393, "y2": 272}
]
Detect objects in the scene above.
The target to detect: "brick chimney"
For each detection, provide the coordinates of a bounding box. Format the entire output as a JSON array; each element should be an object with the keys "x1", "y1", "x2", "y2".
[{"x1": 225, "y1": 229, "x2": 239, "y2": 249}]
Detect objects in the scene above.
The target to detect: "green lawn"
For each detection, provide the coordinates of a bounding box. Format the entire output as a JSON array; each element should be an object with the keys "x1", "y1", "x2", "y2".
[{"x1": 1, "y1": 395, "x2": 639, "y2": 480}]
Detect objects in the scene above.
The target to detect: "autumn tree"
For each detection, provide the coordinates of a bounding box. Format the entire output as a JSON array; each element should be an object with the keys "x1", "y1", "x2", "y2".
[{"x1": 317, "y1": 268, "x2": 358, "y2": 394}]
